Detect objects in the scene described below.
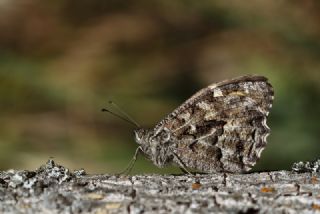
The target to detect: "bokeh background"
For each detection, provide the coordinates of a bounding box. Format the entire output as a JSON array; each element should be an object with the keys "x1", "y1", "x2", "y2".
[{"x1": 1, "y1": 0, "x2": 319, "y2": 174}]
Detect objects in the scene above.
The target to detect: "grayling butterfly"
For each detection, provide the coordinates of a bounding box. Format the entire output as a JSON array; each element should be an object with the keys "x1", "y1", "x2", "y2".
[{"x1": 103, "y1": 75, "x2": 274, "y2": 174}]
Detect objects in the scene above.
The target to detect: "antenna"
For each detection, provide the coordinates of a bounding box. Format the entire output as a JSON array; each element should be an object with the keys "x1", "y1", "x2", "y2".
[
  {"x1": 108, "y1": 101, "x2": 140, "y2": 128},
  {"x1": 101, "y1": 101, "x2": 140, "y2": 128}
]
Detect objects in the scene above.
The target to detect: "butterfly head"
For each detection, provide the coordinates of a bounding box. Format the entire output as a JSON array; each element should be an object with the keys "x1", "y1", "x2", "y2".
[
  {"x1": 134, "y1": 128, "x2": 172, "y2": 167},
  {"x1": 134, "y1": 128, "x2": 154, "y2": 158}
]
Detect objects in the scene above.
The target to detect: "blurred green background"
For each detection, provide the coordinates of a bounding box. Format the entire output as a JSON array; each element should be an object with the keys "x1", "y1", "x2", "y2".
[{"x1": 0, "y1": 1, "x2": 319, "y2": 174}]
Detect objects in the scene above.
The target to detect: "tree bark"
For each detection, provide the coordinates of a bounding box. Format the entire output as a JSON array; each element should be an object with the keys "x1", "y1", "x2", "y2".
[{"x1": 0, "y1": 160, "x2": 319, "y2": 213}]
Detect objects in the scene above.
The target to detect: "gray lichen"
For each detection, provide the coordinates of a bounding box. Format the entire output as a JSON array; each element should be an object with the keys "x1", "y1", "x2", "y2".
[
  {"x1": 0, "y1": 160, "x2": 319, "y2": 213},
  {"x1": 292, "y1": 158, "x2": 320, "y2": 173}
]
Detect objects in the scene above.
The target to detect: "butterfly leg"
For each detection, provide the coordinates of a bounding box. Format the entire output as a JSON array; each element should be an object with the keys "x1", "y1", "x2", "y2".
[
  {"x1": 172, "y1": 152, "x2": 193, "y2": 175},
  {"x1": 117, "y1": 146, "x2": 141, "y2": 175}
]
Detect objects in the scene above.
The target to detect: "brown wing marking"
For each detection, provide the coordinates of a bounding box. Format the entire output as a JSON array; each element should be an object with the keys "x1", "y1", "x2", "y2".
[{"x1": 164, "y1": 75, "x2": 273, "y2": 173}]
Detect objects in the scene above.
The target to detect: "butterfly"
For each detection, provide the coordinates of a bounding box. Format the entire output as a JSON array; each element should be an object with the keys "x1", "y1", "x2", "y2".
[{"x1": 104, "y1": 75, "x2": 274, "y2": 174}]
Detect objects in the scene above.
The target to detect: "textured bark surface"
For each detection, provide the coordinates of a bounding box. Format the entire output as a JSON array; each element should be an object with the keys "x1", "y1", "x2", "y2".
[{"x1": 0, "y1": 160, "x2": 319, "y2": 214}]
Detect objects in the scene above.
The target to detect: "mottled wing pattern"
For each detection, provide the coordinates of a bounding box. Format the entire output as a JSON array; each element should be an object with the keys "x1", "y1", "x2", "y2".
[{"x1": 156, "y1": 75, "x2": 274, "y2": 173}]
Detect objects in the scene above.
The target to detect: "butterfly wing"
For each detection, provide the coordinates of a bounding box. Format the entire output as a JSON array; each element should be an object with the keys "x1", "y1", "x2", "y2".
[{"x1": 155, "y1": 75, "x2": 274, "y2": 173}]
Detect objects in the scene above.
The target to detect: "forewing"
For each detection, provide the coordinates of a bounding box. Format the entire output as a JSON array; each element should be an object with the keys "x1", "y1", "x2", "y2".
[{"x1": 156, "y1": 75, "x2": 274, "y2": 173}]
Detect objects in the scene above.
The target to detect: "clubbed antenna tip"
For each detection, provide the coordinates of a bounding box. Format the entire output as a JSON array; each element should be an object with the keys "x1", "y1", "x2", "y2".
[{"x1": 101, "y1": 102, "x2": 140, "y2": 128}]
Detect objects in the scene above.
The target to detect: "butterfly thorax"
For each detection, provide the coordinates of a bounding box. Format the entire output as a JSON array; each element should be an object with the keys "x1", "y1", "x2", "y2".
[{"x1": 134, "y1": 128, "x2": 174, "y2": 167}]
